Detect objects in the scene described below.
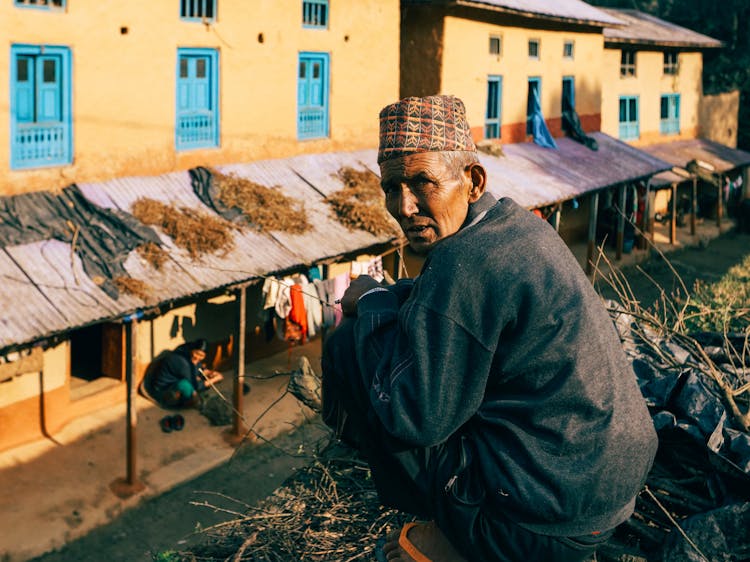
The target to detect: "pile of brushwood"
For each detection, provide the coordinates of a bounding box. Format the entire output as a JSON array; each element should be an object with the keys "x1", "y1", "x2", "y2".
[
  {"x1": 326, "y1": 167, "x2": 400, "y2": 237},
  {"x1": 595, "y1": 251, "x2": 750, "y2": 562},
  {"x1": 180, "y1": 439, "x2": 412, "y2": 562}
]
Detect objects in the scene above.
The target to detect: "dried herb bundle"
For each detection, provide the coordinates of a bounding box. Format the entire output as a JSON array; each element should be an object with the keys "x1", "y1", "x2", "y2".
[
  {"x1": 327, "y1": 167, "x2": 399, "y2": 237},
  {"x1": 136, "y1": 241, "x2": 168, "y2": 270},
  {"x1": 131, "y1": 198, "x2": 234, "y2": 259},
  {"x1": 212, "y1": 169, "x2": 311, "y2": 234},
  {"x1": 113, "y1": 276, "x2": 151, "y2": 300}
]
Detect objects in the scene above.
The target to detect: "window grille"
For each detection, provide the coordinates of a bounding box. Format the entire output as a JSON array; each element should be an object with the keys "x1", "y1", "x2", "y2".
[
  {"x1": 563, "y1": 41, "x2": 574, "y2": 59},
  {"x1": 663, "y1": 52, "x2": 678, "y2": 75},
  {"x1": 485, "y1": 76, "x2": 502, "y2": 139},
  {"x1": 14, "y1": 0, "x2": 64, "y2": 9},
  {"x1": 528, "y1": 39, "x2": 540, "y2": 59},
  {"x1": 303, "y1": 0, "x2": 328, "y2": 28},
  {"x1": 620, "y1": 50, "x2": 636, "y2": 77},
  {"x1": 489, "y1": 36, "x2": 501, "y2": 56},
  {"x1": 180, "y1": 0, "x2": 215, "y2": 21}
]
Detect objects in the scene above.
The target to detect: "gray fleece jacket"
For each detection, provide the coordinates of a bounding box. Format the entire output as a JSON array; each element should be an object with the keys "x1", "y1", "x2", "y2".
[{"x1": 354, "y1": 193, "x2": 657, "y2": 536}]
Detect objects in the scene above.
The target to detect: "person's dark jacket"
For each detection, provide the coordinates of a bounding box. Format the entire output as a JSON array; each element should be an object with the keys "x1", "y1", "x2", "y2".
[{"x1": 353, "y1": 193, "x2": 658, "y2": 537}]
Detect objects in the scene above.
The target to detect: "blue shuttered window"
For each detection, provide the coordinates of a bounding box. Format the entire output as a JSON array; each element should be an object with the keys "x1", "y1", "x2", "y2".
[
  {"x1": 660, "y1": 94, "x2": 680, "y2": 135},
  {"x1": 14, "y1": 0, "x2": 65, "y2": 10},
  {"x1": 180, "y1": 0, "x2": 215, "y2": 21},
  {"x1": 297, "y1": 52, "x2": 329, "y2": 140},
  {"x1": 485, "y1": 76, "x2": 502, "y2": 139},
  {"x1": 619, "y1": 96, "x2": 639, "y2": 140},
  {"x1": 10, "y1": 45, "x2": 72, "y2": 170},
  {"x1": 303, "y1": 0, "x2": 328, "y2": 28},
  {"x1": 176, "y1": 48, "x2": 219, "y2": 150}
]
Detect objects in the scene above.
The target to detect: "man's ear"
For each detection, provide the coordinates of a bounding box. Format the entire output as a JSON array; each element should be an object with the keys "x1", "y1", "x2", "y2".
[{"x1": 467, "y1": 163, "x2": 486, "y2": 203}]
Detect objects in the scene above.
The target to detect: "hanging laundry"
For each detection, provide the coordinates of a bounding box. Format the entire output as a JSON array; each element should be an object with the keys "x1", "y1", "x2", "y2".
[
  {"x1": 274, "y1": 276, "x2": 295, "y2": 319},
  {"x1": 315, "y1": 278, "x2": 337, "y2": 328},
  {"x1": 287, "y1": 283, "x2": 308, "y2": 344},
  {"x1": 261, "y1": 276, "x2": 281, "y2": 310},
  {"x1": 332, "y1": 272, "x2": 351, "y2": 326},
  {"x1": 300, "y1": 276, "x2": 323, "y2": 338},
  {"x1": 307, "y1": 265, "x2": 322, "y2": 282}
]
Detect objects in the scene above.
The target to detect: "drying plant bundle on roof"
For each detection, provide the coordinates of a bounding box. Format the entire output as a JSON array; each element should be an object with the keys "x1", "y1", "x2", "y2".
[
  {"x1": 327, "y1": 167, "x2": 399, "y2": 237},
  {"x1": 113, "y1": 276, "x2": 152, "y2": 301},
  {"x1": 131, "y1": 198, "x2": 235, "y2": 259},
  {"x1": 212, "y1": 169, "x2": 311, "y2": 235},
  {"x1": 136, "y1": 241, "x2": 169, "y2": 270}
]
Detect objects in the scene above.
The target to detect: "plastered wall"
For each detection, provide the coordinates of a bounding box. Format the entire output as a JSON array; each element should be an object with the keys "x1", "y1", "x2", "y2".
[
  {"x1": 601, "y1": 48, "x2": 703, "y2": 146},
  {"x1": 0, "y1": 0, "x2": 399, "y2": 194}
]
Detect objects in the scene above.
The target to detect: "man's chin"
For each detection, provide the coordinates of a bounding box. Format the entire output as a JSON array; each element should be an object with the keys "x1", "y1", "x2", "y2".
[{"x1": 407, "y1": 239, "x2": 435, "y2": 255}]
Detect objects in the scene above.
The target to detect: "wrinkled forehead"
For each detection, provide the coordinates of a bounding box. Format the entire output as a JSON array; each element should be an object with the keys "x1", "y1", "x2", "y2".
[{"x1": 379, "y1": 152, "x2": 448, "y2": 185}]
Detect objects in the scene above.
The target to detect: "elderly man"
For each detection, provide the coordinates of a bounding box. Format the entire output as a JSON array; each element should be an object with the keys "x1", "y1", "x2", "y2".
[{"x1": 321, "y1": 95, "x2": 657, "y2": 561}]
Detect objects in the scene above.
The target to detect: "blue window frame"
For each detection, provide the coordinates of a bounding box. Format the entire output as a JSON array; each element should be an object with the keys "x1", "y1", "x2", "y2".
[
  {"x1": 176, "y1": 48, "x2": 219, "y2": 150},
  {"x1": 619, "y1": 96, "x2": 639, "y2": 140},
  {"x1": 297, "y1": 52, "x2": 329, "y2": 140},
  {"x1": 526, "y1": 77, "x2": 541, "y2": 134},
  {"x1": 10, "y1": 44, "x2": 72, "y2": 170},
  {"x1": 14, "y1": 0, "x2": 65, "y2": 10},
  {"x1": 562, "y1": 76, "x2": 575, "y2": 112},
  {"x1": 660, "y1": 94, "x2": 680, "y2": 135},
  {"x1": 485, "y1": 76, "x2": 502, "y2": 139},
  {"x1": 303, "y1": 0, "x2": 328, "y2": 28},
  {"x1": 180, "y1": 0, "x2": 215, "y2": 22}
]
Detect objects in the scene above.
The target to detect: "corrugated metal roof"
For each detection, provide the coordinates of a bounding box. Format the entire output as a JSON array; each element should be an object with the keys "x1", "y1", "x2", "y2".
[
  {"x1": 602, "y1": 9, "x2": 722, "y2": 48},
  {"x1": 640, "y1": 138, "x2": 750, "y2": 174},
  {"x1": 454, "y1": 0, "x2": 624, "y2": 26},
  {"x1": 0, "y1": 139, "x2": 669, "y2": 353},
  {"x1": 483, "y1": 132, "x2": 671, "y2": 207}
]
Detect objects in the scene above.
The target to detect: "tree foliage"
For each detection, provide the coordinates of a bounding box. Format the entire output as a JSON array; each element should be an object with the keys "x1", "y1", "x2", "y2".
[{"x1": 590, "y1": 0, "x2": 750, "y2": 149}]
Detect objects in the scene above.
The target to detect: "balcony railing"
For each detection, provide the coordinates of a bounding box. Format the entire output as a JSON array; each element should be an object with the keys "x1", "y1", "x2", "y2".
[
  {"x1": 177, "y1": 112, "x2": 216, "y2": 149},
  {"x1": 13, "y1": 123, "x2": 69, "y2": 168}
]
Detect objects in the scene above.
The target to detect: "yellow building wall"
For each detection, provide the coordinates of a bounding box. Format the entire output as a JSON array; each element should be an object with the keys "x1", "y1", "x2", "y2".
[
  {"x1": 440, "y1": 17, "x2": 604, "y2": 143},
  {"x1": 601, "y1": 49, "x2": 703, "y2": 146},
  {"x1": 700, "y1": 89, "x2": 740, "y2": 148},
  {"x1": 0, "y1": 0, "x2": 399, "y2": 195}
]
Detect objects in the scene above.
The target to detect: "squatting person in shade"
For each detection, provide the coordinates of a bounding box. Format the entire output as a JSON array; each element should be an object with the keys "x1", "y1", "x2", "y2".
[
  {"x1": 321, "y1": 95, "x2": 658, "y2": 561},
  {"x1": 145, "y1": 338, "x2": 223, "y2": 409}
]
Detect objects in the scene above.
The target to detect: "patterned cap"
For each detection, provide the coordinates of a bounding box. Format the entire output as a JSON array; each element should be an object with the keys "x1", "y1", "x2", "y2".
[{"x1": 377, "y1": 95, "x2": 477, "y2": 164}]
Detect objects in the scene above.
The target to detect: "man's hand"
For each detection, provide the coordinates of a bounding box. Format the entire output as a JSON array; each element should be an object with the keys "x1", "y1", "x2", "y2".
[
  {"x1": 203, "y1": 370, "x2": 224, "y2": 387},
  {"x1": 341, "y1": 275, "x2": 382, "y2": 317}
]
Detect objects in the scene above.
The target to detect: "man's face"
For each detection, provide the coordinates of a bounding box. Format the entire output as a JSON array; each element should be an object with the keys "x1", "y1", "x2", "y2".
[
  {"x1": 380, "y1": 152, "x2": 478, "y2": 254},
  {"x1": 190, "y1": 349, "x2": 206, "y2": 365}
]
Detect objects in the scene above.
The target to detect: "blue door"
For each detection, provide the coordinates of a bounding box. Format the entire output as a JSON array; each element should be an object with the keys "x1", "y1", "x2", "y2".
[
  {"x1": 176, "y1": 49, "x2": 218, "y2": 150},
  {"x1": 10, "y1": 45, "x2": 71, "y2": 169},
  {"x1": 298, "y1": 52, "x2": 329, "y2": 139}
]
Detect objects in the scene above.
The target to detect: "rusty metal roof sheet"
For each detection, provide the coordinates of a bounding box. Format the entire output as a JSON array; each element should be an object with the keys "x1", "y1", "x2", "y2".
[
  {"x1": 0, "y1": 139, "x2": 669, "y2": 353},
  {"x1": 483, "y1": 132, "x2": 671, "y2": 207},
  {"x1": 602, "y1": 9, "x2": 722, "y2": 48},
  {"x1": 453, "y1": 0, "x2": 624, "y2": 26},
  {"x1": 640, "y1": 139, "x2": 750, "y2": 174}
]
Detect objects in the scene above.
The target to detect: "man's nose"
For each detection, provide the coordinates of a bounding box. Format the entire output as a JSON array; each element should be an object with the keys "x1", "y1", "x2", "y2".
[{"x1": 396, "y1": 185, "x2": 419, "y2": 218}]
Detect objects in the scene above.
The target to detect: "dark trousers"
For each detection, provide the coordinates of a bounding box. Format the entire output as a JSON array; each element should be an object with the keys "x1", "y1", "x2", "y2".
[{"x1": 321, "y1": 319, "x2": 609, "y2": 562}]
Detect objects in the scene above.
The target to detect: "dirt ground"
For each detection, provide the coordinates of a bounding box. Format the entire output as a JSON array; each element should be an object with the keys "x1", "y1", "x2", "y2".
[{"x1": 28, "y1": 228, "x2": 750, "y2": 562}]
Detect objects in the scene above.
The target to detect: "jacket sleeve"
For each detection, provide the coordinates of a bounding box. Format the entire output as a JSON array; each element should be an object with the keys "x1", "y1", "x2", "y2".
[{"x1": 354, "y1": 282, "x2": 495, "y2": 447}]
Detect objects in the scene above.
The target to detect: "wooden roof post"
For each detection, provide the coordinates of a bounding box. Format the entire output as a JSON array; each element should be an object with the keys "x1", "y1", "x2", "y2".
[
  {"x1": 690, "y1": 175, "x2": 697, "y2": 236},
  {"x1": 669, "y1": 182, "x2": 677, "y2": 245},
  {"x1": 586, "y1": 191, "x2": 599, "y2": 277},
  {"x1": 717, "y1": 173, "x2": 724, "y2": 230},
  {"x1": 110, "y1": 314, "x2": 145, "y2": 498},
  {"x1": 616, "y1": 185, "x2": 625, "y2": 260},
  {"x1": 225, "y1": 285, "x2": 247, "y2": 445}
]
